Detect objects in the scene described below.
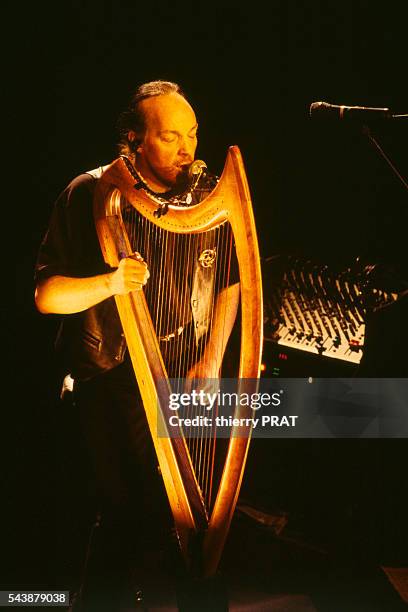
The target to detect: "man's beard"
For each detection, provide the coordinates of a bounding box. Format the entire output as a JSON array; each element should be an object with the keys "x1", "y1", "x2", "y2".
[
  {"x1": 135, "y1": 152, "x2": 194, "y2": 195},
  {"x1": 155, "y1": 163, "x2": 192, "y2": 196},
  {"x1": 172, "y1": 164, "x2": 192, "y2": 192}
]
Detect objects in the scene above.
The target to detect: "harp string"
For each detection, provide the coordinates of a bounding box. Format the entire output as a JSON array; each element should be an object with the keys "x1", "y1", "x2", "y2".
[
  {"x1": 184, "y1": 221, "x2": 233, "y2": 507},
  {"x1": 203, "y1": 224, "x2": 221, "y2": 503},
  {"x1": 172, "y1": 225, "x2": 181, "y2": 375},
  {"x1": 191, "y1": 225, "x2": 212, "y2": 504},
  {"x1": 206, "y1": 221, "x2": 232, "y2": 504},
  {"x1": 196, "y1": 227, "x2": 213, "y2": 494},
  {"x1": 202, "y1": 224, "x2": 222, "y2": 499},
  {"x1": 122, "y1": 201, "x2": 234, "y2": 510},
  {"x1": 186, "y1": 227, "x2": 200, "y2": 478}
]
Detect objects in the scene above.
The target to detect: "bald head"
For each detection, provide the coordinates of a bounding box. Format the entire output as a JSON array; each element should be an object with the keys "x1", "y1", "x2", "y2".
[{"x1": 131, "y1": 92, "x2": 198, "y2": 192}]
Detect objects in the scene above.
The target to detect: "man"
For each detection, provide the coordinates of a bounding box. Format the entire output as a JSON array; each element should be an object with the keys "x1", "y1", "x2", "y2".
[
  {"x1": 35, "y1": 83, "x2": 196, "y2": 315},
  {"x1": 35, "y1": 80, "x2": 238, "y2": 610}
]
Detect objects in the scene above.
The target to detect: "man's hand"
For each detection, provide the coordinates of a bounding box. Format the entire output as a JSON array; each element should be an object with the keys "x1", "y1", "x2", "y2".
[
  {"x1": 185, "y1": 356, "x2": 220, "y2": 397},
  {"x1": 183, "y1": 282, "x2": 240, "y2": 395},
  {"x1": 109, "y1": 253, "x2": 150, "y2": 295},
  {"x1": 186, "y1": 356, "x2": 220, "y2": 383},
  {"x1": 35, "y1": 252, "x2": 150, "y2": 315}
]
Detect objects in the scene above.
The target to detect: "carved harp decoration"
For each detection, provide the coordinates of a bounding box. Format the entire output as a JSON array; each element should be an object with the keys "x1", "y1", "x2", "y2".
[{"x1": 93, "y1": 146, "x2": 263, "y2": 578}]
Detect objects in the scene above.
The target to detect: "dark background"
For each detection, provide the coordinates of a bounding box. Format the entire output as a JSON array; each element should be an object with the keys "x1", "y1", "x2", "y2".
[{"x1": 9, "y1": 0, "x2": 408, "y2": 605}]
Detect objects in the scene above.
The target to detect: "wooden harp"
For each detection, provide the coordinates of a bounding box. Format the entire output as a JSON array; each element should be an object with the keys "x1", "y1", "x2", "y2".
[{"x1": 93, "y1": 146, "x2": 263, "y2": 578}]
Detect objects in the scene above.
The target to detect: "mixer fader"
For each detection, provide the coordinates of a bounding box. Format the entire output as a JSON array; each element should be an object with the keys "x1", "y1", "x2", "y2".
[{"x1": 264, "y1": 257, "x2": 397, "y2": 364}]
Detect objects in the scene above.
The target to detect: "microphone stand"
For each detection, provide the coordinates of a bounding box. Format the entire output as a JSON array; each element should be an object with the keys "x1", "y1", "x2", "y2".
[{"x1": 361, "y1": 124, "x2": 408, "y2": 192}]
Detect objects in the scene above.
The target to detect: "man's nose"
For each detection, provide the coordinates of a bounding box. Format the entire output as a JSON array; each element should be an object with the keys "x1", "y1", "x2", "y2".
[{"x1": 178, "y1": 137, "x2": 195, "y2": 157}]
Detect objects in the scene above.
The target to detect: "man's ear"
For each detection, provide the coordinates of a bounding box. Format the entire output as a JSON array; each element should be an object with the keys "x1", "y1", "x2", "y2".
[{"x1": 128, "y1": 130, "x2": 143, "y2": 153}]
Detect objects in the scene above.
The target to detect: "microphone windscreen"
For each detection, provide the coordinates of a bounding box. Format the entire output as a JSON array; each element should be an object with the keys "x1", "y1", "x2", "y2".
[{"x1": 188, "y1": 159, "x2": 207, "y2": 178}]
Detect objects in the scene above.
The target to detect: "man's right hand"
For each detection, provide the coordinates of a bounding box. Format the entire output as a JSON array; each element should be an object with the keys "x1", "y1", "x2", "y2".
[
  {"x1": 108, "y1": 252, "x2": 150, "y2": 295},
  {"x1": 35, "y1": 253, "x2": 150, "y2": 315}
]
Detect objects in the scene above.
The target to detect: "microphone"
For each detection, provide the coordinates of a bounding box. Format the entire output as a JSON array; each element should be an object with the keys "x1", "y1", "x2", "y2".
[
  {"x1": 310, "y1": 101, "x2": 392, "y2": 121},
  {"x1": 188, "y1": 159, "x2": 207, "y2": 191},
  {"x1": 188, "y1": 159, "x2": 207, "y2": 179}
]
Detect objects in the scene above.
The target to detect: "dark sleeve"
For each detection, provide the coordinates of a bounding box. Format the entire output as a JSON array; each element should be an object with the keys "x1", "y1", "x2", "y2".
[{"x1": 35, "y1": 173, "x2": 108, "y2": 282}]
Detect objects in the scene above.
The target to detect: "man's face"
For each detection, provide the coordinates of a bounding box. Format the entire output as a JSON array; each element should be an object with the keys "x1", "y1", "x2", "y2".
[{"x1": 133, "y1": 92, "x2": 198, "y2": 192}]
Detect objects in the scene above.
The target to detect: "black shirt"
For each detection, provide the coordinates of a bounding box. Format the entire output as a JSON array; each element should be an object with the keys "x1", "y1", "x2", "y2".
[{"x1": 36, "y1": 164, "x2": 239, "y2": 381}]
